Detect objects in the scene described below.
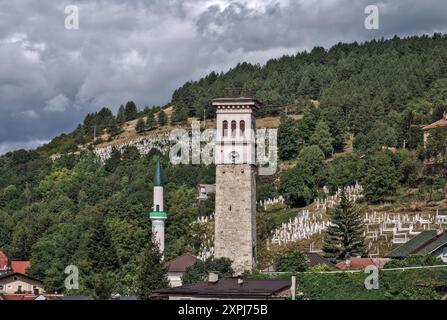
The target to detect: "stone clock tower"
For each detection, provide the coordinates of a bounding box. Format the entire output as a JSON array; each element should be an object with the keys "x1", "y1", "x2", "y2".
[{"x1": 213, "y1": 96, "x2": 260, "y2": 274}]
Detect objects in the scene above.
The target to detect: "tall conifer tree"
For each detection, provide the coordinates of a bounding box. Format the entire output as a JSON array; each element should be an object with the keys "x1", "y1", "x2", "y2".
[
  {"x1": 136, "y1": 239, "x2": 169, "y2": 300},
  {"x1": 322, "y1": 190, "x2": 367, "y2": 263}
]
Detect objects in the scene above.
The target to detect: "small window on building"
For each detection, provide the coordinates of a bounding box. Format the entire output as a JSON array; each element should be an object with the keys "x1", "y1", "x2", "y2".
[
  {"x1": 156, "y1": 204, "x2": 160, "y2": 211},
  {"x1": 0, "y1": 285, "x2": 4, "y2": 291},
  {"x1": 231, "y1": 121, "x2": 237, "y2": 137},
  {"x1": 13, "y1": 276, "x2": 18, "y2": 281},
  {"x1": 240, "y1": 120, "x2": 245, "y2": 137},
  {"x1": 223, "y1": 120, "x2": 228, "y2": 137}
]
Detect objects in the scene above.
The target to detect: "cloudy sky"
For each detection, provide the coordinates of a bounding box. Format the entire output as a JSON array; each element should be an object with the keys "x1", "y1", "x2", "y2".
[{"x1": 1, "y1": 0, "x2": 447, "y2": 154}]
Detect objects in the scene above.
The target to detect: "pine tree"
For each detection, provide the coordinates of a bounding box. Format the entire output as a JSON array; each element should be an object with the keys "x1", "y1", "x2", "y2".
[
  {"x1": 146, "y1": 112, "x2": 156, "y2": 130},
  {"x1": 171, "y1": 107, "x2": 188, "y2": 124},
  {"x1": 107, "y1": 118, "x2": 121, "y2": 137},
  {"x1": 322, "y1": 190, "x2": 367, "y2": 263},
  {"x1": 117, "y1": 104, "x2": 126, "y2": 124},
  {"x1": 135, "y1": 118, "x2": 146, "y2": 133},
  {"x1": 158, "y1": 110, "x2": 167, "y2": 126},
  {"x1": 86, "y1": 215, "x2": 119, "y2": 272},
  {"x1": 136, "y1": 239, "x2": 170, "y2": 300},
  {"x1": 124, "y1": 101, "x2": 138, "y2": 121},
  {"x1": 310, "y1": 120, "x2": 334, "y2": 158}
]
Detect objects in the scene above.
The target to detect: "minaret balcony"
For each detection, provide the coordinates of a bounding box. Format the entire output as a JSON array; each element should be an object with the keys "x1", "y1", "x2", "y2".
[{"x1": 149, "y1": 211, "x2": 168, "y2": 219}]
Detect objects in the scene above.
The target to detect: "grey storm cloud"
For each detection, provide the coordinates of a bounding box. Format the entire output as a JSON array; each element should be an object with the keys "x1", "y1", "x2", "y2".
[{"x1": 1, "y1": 0, "x2": 447, "y2": 154}]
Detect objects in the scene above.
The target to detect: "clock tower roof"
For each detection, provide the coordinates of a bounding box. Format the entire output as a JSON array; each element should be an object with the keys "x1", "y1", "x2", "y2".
[{"x1": 212, "y1": 97, "x2": 262, "y2": 111}]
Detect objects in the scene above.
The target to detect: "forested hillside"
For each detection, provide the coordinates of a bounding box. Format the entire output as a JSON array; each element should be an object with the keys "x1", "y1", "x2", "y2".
[
  {"x1": 0, "y1": 34, "x2": 446, "y2": 297},
  {"x1": 173, "y1": 34, "x2": 447, "y2": 133}
]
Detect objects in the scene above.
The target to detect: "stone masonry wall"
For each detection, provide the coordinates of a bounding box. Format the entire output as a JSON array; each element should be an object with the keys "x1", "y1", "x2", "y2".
[{"x1": 214, "y1": 164, "x2": 257, "y2": 274}]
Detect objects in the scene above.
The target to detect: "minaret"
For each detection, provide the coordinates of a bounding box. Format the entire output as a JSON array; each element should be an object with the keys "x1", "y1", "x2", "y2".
[{"x1": 149, "y1": 157, "x2": 168, "y2": 255}]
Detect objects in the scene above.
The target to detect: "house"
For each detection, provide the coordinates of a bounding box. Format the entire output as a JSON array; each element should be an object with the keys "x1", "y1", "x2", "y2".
[
  {"x1": 0, "y1": 249, "x2": 31, "y2": 274},
  {"x1": 166, "y1": 253, "x2": 199, "y2": 287},
  {"x1": 422, "y1": 111, "x2": 447, "y2": 148},
  {"x1": 197, "y1": 184, "x2": 216, "y2": 201},
  {"x1": 335, "y1": 258, "x2": 391, "y2": 270},
  {"x1": 386, "y1": 230, "x2": 447, "y2": 262},
  {"x1": 0, "y1": 272, "x2": 45, "y2": 295},
  {"x1": 152, "y1": 275, "x2": 291, "y2": 300}
]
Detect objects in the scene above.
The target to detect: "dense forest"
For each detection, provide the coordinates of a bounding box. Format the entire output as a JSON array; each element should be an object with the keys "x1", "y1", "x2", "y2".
[{"x1": 0, "y1": 34, "x2": 446, "y2": 297}]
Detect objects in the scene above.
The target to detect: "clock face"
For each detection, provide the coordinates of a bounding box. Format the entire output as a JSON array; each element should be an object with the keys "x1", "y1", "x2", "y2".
[{"x1": 229, "y1": 151, "x2": 240, "y2": 163}]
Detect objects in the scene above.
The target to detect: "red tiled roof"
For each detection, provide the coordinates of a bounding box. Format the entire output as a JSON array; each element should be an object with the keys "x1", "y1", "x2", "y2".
[
  {"x1": 335, "y1": 258, "x2": 376, "y2": 270},
  {"x1": 11, "y1": 261, "x2": 31, "y2": 275},
  {"x1": 422, "y1": 117, "x2": 447, "y2": 131},
  {"x1": 0, "y1": 294, "x2": 37, "y2": 301},
  {"x1": 0, "y1": 250, "x2": 8, "y2": 269}
]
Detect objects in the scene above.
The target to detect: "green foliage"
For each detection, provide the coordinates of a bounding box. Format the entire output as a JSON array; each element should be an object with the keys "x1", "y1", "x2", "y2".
[
  {"x1": 297, "y1": 145, "x2": 325, "y2": 176},
  {"x1": 135, "y1": 118, "x2": 146, "y2": 133},
  {"x1": 165, "y1": 186, "x2": 199, "y2": 260},
  {"x1": 136, "y1": 240, "x2": 170, "y2": 300},
  {"x1": 384, "y1": 255, "x2": 446, "y2": 269},
  {"x1": 395, "y1": 150, "x2": 422, "y2": 186},
  {"x1": 125, "y1": 101, "x2": 138, "y2": 121},
  {"x1": 279, "y1": 165, "x2": 315, "y2": 207},
  {"x1": 117, "y1": 104, "x2": 126, "y2": 124},
  {"x1": 86, "y1": 214, "x2": 120, "y2": 272},
  {"x1": 146, "y1": 112, "x2": 157, "y2": 130},
  {"x1": 322, "y1": 191, "x2": 367, "y2": 263},
  {"x1": 274, "y1": 249, "x2": 309, "y2": 272},
  {"x1": 362, "y1": 151, "x2": 399, "y2": 203},
  {"x1": 425, "y1": 126, "x2": 447, "y2": 163},
  {"x1": 310, "y1": 120, "x2": 334, "y2": 158},
  {"x1": 295, "y1": 269, "x2": 446, "y2": 300},
  {"x1": 182, "y1": 258, "x2": 234, "y2": 285},
  {"x1": 324, "y1": 153, "x2": 364, "y2": 192},
  {"x1": 277, "y1": 118, "x2": 303, "y2": 160},
  {"x1": 158, "y1": 110, "x2": 167, "y2": 126},
  {"x1": 245, "y1": 266, "x2": 447, "y2": 300},
  {"x1": 354, "y1": 122, "x2": 398, "y2": 151}
]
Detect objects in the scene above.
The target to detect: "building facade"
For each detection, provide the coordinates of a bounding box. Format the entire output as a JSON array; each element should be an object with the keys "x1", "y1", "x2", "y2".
[{"x1": 213, "y1": 97, "x2": 260, "y2": 274}]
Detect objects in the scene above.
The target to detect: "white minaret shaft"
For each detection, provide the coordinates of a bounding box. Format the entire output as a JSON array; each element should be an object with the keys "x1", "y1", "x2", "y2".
[{"x1": 150, "y1": 157, "x2": 167, "y2": 256}]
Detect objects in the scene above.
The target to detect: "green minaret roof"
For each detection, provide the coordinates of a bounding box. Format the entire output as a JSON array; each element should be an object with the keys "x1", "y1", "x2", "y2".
[{"x1": 153, "y1": 156, "x2": 164, "y2": 186}]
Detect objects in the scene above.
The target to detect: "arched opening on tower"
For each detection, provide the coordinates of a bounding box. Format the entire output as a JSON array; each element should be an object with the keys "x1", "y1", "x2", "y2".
[
  {"x1": 240, "y1": 120, "x2": 245, "y2": 137},
  {"x1": 223, "y1": 120, "x2": 228, "y2": 137},
  {"x1": 231, "y1": 120, "x2": 237, "y2": 137}
]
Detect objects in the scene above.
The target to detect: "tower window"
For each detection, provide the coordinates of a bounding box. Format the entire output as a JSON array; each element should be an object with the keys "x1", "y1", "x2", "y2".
[
  {"x1": 223, "y1": 121, "x2": 228, "y2": 137},
  {"x1": 156, "y1": 204, "x2": 160, "y2": 211},
  {"x1": 231, "y1": 121, "x2": 237, "y2": 137},
  {"x1": 240, "y1": 120, "x2": 245, "y2": 137}
]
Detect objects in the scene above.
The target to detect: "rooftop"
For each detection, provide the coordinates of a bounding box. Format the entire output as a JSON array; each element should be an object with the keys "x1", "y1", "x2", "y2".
[
  {"x1": 386, "y1": 230, "x2": 447, "y2": 258},
  {"x1": 422, "y1": 112, "x2": 447, "y2": 131},
  {"x1": 166, "y1": 253, "x2": 199, "y2": 273},
  {"x1": 11, "y1": 261, "x2": 31, "y2": 275},
  {"x1": 152, "y1": 278, "x2": 291, "y2": 299}
]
